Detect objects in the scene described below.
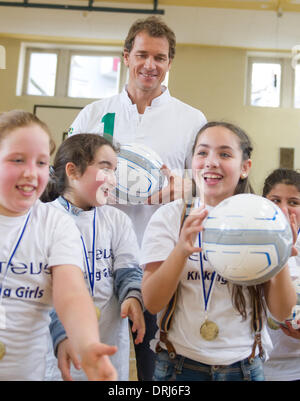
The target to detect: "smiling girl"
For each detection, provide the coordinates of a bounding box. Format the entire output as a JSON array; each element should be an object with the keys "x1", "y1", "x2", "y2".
[
  {"x1": 262, "y1": 168, "x2": 300, "y2": 381},
  {"x1": 43, "y1": 133, "x2": 145, "y2": 381},
  {"x1": 0, "y1": 110, "x2": 117, "y2": 381},
  {"x1": 141, "y1": 121, "x2": 296, "y2": 381}
]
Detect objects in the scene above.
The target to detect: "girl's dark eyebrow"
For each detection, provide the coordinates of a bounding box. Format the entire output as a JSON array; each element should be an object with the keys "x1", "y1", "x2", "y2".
[
  {"x1": 98, "y1": 161, "x2": 112, "y2": 166},
  {"x1": 195, "y1": 143, "x2": 234, "y2": 150},
  {"x1": 98, "y1": 160, "x2": 117, "y2": 171},
  {"x1": 269, "y1": 195, "x2": 300, "y2": 201},
  {"x1": 287, "y1": 197, "x2": 300, "y2": 201}
]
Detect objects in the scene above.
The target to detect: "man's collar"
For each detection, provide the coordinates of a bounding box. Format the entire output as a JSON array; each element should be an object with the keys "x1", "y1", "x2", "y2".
[{"x1": 120, "y1": 85, "x2": 170, "y2": 108}]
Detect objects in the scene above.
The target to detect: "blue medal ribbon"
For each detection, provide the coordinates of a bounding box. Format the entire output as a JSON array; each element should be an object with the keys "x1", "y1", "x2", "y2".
[
  {"x1": 198, "y1": 231, "x2": 216, "y2": 315},
  {"x1": 197, "y1": 199, "x2": 217, "y2": 318},
  {"x1": 58, "y1": 197, "x2": 96, "y2": 297},
  {"x1": 80, "y1": 209, "x2": 96, "y2": 297},
  {"x1": 0, "y1": 211, "x2": 31, "y2": 300}
]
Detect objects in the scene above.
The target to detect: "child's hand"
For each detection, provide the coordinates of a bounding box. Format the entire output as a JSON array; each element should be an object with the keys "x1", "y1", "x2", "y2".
[
  {"x1": 280, "y1": 321, "x2": 300, "y2": 339},
  {"x1": 121, "y1": 298, "x2": 145, "y2": 344},
  {"x1": 81, "y1": 342, "x2": 117, "y2": 381},
  {"x1": 177, "y1": 206, "x2": 208, "y2": 257},
  {"x1": 146, "y1": 164, "x2": 193, "y2": 205},
  {"x1": 57, "y1": 338, "x2": 81, "y2": 381}
]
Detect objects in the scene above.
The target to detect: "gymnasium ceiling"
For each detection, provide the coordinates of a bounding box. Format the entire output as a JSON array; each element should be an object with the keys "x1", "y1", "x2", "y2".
[
  {"x1": 88, "y1": 0, "x2": 300, "y2": 13},
  {"x1": 1, "y1": 0, "x2": 300, "y2": 50},
  {"x1": 1, "y1": 0, "x2": 300, "y2": 13}
]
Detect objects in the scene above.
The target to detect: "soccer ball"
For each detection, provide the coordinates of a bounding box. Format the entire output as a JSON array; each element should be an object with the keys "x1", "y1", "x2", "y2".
[
  {"x1": 202, "y1": 194, "x2": 293, "y2": 286},
  {"x1": 113, "y1": 143, "x2": 165, "y2": 204}
]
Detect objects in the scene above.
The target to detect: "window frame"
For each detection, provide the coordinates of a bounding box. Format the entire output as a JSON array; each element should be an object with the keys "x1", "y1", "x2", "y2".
[
  {"x1": 23, "y1": 47, "x2": 59, "y2": 97},
  {"x1": 246, "y1": 53, "x2": 296, "y2": 109},
  {"x1": 20, "y1": 43, "x2": 127, "y2": 100},
  {"x1": 66, "y1": 49, "x2": 124, "y2": 99},
  {"x1": 246, "y1": 56, "x2": 283, "y2": 108}
]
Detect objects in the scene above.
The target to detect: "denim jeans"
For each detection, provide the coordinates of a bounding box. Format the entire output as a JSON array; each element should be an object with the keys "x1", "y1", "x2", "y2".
[
  {"x1": 153, "y1": 349, "x2": 265, "y2": 381},
  {"x1": 131, "y1": 310, "x2": 157, "y2": 381}
]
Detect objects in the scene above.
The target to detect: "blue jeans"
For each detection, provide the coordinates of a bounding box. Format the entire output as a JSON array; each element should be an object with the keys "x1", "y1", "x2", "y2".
[
  {"x1": 131, "y1": 310, "x2": 157, "y2": 381},
  {"x1": 153, "y1": 350, "x2": 265, "y2": 381}
]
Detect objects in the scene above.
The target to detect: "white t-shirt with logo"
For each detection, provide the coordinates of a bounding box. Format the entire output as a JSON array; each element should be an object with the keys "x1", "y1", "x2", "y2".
[
  {"x1": 264, "y1": 236, "x2": 300, "y2": 381},
  {"x1": 45, "y1": 200, "x2": 140, "y2": 381},
  {"x1": 0, "y1": 200, "x2": 84, "y2": 381},
  {"x1": 141, "y1": 198, "x2": 273, "y2": 365}
]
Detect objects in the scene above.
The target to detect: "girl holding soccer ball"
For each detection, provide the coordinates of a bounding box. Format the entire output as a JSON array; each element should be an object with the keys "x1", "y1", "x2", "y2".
[{"x1": 141, "y1": 122, "x2": 297, "y2": 381}]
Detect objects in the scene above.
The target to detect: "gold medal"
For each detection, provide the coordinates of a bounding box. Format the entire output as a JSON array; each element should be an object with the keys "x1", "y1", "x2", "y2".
[
  {"x1": 200, "y1": 320, "x2": 219, "y2": 341},
  {"x1": 95, "y1": 305, "x2": 101, "y2": 321},
  {"x1": 0, "y1": 341, "x2": 6, "y2": 360},
  {"x1": 267, "y1": 317, "x2": 280, "y2": 330}
]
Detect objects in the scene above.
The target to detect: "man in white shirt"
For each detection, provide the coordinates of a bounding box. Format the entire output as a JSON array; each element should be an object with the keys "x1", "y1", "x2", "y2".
[{"x1": 69, "y1": 16, "x2": 207, "y2": 380}]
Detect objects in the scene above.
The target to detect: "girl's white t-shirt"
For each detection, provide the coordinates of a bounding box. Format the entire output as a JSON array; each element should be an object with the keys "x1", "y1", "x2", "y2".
[
  {"x1": 141, "y1": 198, "x2": 273, "y2": 365},
  {"x1": 0, "y1": 200, "x2": 84, "y2": 381},
  {"x1": 264, "y1": 236, "x2": 300, "y2": 381},
  {"x1": 45, "y1": 200, "x2": 140, "y2": 381}
]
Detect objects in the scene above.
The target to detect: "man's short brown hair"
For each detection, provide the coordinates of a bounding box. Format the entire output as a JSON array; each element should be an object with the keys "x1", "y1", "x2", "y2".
[{"x1": 124, "y1": 16, "x2": 176, "y2": 60}]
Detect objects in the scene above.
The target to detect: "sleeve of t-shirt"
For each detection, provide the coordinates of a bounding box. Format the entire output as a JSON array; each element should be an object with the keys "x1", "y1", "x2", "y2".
[
  {"x1": 140, "y1": 201, "x2": 182, "y2": 267},
  {"x1": 47, "y1": 213, "x2": 84, "y2": 272},
  {"x1": 68, "y1": 107, "x2": 86, "y2": 136},
  {"x1": 68, "y1": 102, "x2": 105, "y2": 137}
]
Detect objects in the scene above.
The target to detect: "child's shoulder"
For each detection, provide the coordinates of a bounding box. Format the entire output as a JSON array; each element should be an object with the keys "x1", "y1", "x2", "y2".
[
  {"x1": 153, "y1": 198, "x2": 190, "y2": 219},
  {"x1": 33, "y1": 200, "x2": 76, "y2": 225},
  {"x1": 32, "y1": 201, "x2": 82, "y2": 243},
  {"x1": 97, "y1": 205, "x2": 131, "y2": 222}
]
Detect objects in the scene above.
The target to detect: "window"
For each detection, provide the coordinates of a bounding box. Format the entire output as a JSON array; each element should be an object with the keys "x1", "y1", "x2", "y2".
[
  {"x1": 247, "y1": 57, "x2": 282, "y2": 108},
  {"x1": 247, "y1": 54, "x2": 299, "y2": 109},
  {"x1": 68, "y1": 54, "x2": 121, "y2": 99},
  {"x1": 19, "y1": 44, "x2": 127, "y2": 99},
  {"x1": 250, "y1": 61, "x2": 281, "y2": 107},
  {"x1": 26, "y1": 50, "x2": 58, "y2": 96}
]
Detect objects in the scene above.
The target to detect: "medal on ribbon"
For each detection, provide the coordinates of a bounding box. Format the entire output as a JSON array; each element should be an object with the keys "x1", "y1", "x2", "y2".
[
  {"x1": 95, "y1": 305, "x2": 101, "y2": 321},
  {"x1": 200, "y1": 320, "x2": 219, "y2": 341}
]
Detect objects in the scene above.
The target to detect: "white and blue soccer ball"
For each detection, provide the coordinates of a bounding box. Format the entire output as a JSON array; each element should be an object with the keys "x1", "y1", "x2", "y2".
[
  {"x1": 114, "y1": 143, "x2": 165, "y2": 204},
  {"x1": 202, "y1": 193, "x2": 293, "y2": 286}
]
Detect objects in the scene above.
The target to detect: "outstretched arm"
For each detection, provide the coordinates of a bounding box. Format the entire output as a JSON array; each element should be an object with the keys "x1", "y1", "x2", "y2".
[
  {"x1": 52, "y1": 264, "x2": 117, "y2": 381},
  {"x1": 264, "y1": 265, "x2": 297, "y2": 323}
]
